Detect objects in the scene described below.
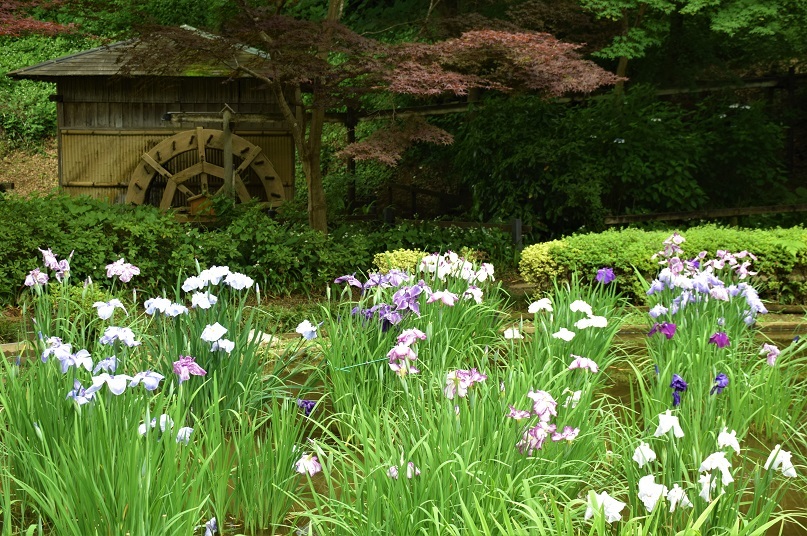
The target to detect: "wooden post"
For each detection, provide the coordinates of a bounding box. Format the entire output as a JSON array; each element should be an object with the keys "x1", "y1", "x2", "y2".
[
  {"x1": 383, "y1": 206, "x2": 395, "y2": 225},
  {"x1": 511, "y1": 218, "x2": 523, "y2": 250},
  {"x1": 222, "y1": 107, "x2": 234, "y2": 204}
]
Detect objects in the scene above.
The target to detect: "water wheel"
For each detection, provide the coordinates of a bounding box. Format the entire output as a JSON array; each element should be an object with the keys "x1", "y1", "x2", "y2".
[{"x1": 125, "y1": 127, "x2": 285, "y2": 211}]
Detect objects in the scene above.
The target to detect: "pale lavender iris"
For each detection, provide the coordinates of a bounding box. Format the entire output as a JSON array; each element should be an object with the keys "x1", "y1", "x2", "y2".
[
  {"x1": 568, "y1": 355, "x2": 599, "y2": 373},
  {"x1": 67, "y1": 379, "x2": 95, "y2": 405},
  {"x1": 93, "y1": 356, "x2": 118, "y2": 374},
  {"x1": 295, "y1": 320, "x2": 319, "y2": 340},
  {"x1": 39, "y1": 248, "x2": 59, "y2": 271},
  {"x1": 427, "y1": 290, "x2": 459, "y2": 306},
  {"x1": 204, "y1": 517, "x2": 218, "y2": 536},
  {"x1": 106, "y1": 258, "x2": 140, "y2": 283},
  {"x1": 176, "y1": 426, "x2": 194, "y2": 444},
  {"x1": 173, "y1": 355, "x2": 207, "y2": 383},
  {"x1": 41, "y1": 336, "x2": 71, "y2": 363},
  {"x1": 130, "y1": 370, "x2": 165, "y2": 391},
  {"x1": 760, "y1": 343, "x2": 780, "y2": 366},
  {"x1": 211, "y1": 338, "x2": 235, "y2": 353},
  {"x1": 144, "y1": 297, "x2": 172, "y2": 315},
  {"x1": 200, "y1": 322, "x2": 227, "y2": 342},
  {"x1": 24, "y1": 268, "x2": 49, "y2": 287},
  {"x1": 517, "y1": 421, "x2": 556, "y2": 455},
  {"x1": 646, "y1": 279, "x2": 666, "y2": 295},
  {"x1": 88, "y1": 373, "x2": 133, "y2": 395},
  {"x1": 93, "y1": 298, "x2": 126, "y2": 320},
  {"x1": 648, "y1": 304, "x2": 668, "y2": 319},
  {"x1": 59, "y1": 348, "x2": 93, "y2": 374},
  {"x1": 224, "y1": 271, "x2": 254, "y2": 290},
  {"x1": 397, "y1": 328, "x2": 427, "y2": 346},
  {"x1": 99, "y1": 326, "x2": 140, "y2": 347}
]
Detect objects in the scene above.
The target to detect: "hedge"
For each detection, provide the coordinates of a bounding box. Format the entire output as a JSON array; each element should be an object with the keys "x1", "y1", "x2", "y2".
[
  {"x1": 0, "y1": 194, "x2": 515, "y2": 305},
  {"x1": 519, "y1": 225, "x2": 807, "y2": 304}
]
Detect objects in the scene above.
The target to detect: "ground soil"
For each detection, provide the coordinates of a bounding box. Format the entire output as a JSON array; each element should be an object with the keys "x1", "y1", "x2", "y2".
[{"x1": 0, "y1": 139, "x2": 59, "y2": 197}]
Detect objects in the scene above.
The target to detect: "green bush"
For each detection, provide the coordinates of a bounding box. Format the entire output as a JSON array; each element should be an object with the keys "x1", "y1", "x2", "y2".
[
  {"x1": 519, "y1": 225, "x2": 807, "y2": 304},
  {"x1": 0, "y1": 195, "x2": 516, "y2": 306},
  {"x1": 372, "y1": 248, "x2": 426, "y2": 273}
]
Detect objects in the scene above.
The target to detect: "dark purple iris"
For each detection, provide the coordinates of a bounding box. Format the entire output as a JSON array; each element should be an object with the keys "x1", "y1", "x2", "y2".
[
  {"x1": 670, "y1": 373, "x2": 687, "y2": 407},
  {"x1": 296, "y1": 399, "x2": 317, "y2": 416},
  {"x1": 710, "y1": 373, "x2": 729, "y2": 395},
  {"x1": 708, "y1": 332, "x2": 730, "y2": 349},
  {"x1": 596, "y1": 267, "x2": 616, "y2": 285},
  {"x1": 648, "y1": 322, "x2": 677, "y2": 340}
]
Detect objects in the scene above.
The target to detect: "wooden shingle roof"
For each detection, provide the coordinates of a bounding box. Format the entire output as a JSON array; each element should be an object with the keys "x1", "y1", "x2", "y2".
[
  {"x1": 8, "y1": 28, "x2": 267, "y2": 82},
  {"x1": 7, "y1": 41, "x2": 139, "y2": 81}
]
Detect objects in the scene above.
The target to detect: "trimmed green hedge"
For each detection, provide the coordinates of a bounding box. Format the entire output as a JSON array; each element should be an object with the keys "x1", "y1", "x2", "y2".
[
  {"x1": 0, "y1": 194, "x2": 515, "y2": 305},
  {"x1": 519, "y1": 225, "x2": 807, "y2": 304}
]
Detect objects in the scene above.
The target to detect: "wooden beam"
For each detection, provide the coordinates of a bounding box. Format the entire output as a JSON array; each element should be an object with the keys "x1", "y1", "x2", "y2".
[{"x1": 604, "y1": 204, "x2": 807, "y2": 225}]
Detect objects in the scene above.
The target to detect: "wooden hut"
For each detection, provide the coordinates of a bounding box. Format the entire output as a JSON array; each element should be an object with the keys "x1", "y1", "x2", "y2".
[{"x1": 7, "y1": 39, "x2": 294, "y2": 213}]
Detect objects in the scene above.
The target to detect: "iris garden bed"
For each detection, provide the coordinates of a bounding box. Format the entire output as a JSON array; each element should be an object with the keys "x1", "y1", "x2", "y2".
[{"x1": 0, "y1": 234, "x2": 806, "y2": 535}]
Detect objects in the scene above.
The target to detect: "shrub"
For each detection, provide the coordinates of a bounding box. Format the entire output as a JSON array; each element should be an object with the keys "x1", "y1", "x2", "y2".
[
  {"x1": 519, "y1": 225, "x2": 807, "y2": 304},
  {"x1": 372, "y1": 248, "x2": 426, "y2": 273},
  {"x1": 0, "y1": 195, "x2": 517, "y2": 306}
]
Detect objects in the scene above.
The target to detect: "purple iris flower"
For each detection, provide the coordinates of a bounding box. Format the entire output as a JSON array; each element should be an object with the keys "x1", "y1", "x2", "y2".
[
  {"x1": 297, "y1": 399, "x2": 317, "y2": 416},
  {"x1": 710, "y1": 373, "x2": 729, "y2": 395},
  {"x1": 648, "y1": 322, "x2": 677, "y2": 339},
  {"x1": 670, "y1": 373, "x2": 687, "y2": 407},
  {"x1": 596, "y1": 267, "x2": 616, "y2": 285},
  {"x1": 709, "y1": 332, "x2": 730, "y2": 349},
  {"x1": 670, "y1": 374, "x2": 688, "y2": 391},
  {"x1": 392, "y1": 285, "x2": 425, "y2": 315},
  {"x1": 334, "y1": 273, "x2": 362, "y2": 288}
]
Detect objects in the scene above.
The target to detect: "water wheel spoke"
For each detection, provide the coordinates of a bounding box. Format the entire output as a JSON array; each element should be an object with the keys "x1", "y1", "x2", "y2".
[
  {"x1": 234, "y1": 176, "x2": 251, "y2": 203},
  {"x1": 234, "y1": 147, "x2": 262, "y2": 174},
  {"x1": 141, "y1": 153, "x2": 173, "y2": 180},
  {"x1": 160, "y1": 179, "x2": 178, "y2": 211}
]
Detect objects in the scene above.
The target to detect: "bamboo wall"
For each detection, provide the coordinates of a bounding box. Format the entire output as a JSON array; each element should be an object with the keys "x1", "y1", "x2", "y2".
[{"x1": 56, "y1": 76, "x2": 295, "y2": 203}]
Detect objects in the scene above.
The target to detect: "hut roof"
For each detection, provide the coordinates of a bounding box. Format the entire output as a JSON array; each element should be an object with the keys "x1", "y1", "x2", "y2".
[{"x1": 7, "y1": 28, "x2": 268, "y2": 82}]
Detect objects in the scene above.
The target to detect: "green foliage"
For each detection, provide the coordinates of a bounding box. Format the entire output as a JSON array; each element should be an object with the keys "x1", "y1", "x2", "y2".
[
  {"x1": 372, "y1": 248, "x2": 426, "y2": 273},
  {"x1": 518, "y1": 225, "x2": 807, "y2": 303},
  {"x1": 445, "y1": 86, "x2": 788, "y2": 237},
  {"x1": 0, "y1": 195, "x2": 516, "y2": 305},
  {"x1": 0, "y1": 35, "x2": 100, "y2": 148}
]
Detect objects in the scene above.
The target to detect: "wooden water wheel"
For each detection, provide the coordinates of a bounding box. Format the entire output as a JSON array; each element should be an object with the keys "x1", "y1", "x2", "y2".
[{"x1": 125, "y1": 127, "x2": 285, "y2": 211}]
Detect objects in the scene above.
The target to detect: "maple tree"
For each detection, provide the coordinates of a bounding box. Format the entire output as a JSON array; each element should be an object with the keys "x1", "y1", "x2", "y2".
[
  {"x1": 121, "y1": 0, "x2": 619, "y2": 232},
  {"x1": 0, "y1": 1, "x2": 75, "y2": 36}
]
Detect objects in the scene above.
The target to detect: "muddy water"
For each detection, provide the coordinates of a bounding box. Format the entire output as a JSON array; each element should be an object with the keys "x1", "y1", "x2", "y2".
[{"x1": 606, "y1": 327, "x2": 807, "y2": 536}]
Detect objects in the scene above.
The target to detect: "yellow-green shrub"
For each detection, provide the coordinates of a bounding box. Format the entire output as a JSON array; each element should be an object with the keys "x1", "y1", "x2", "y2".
[
  {"x1": 372, "y1": 249, "x2": 427, "y2": 274},
  {"x1": 518, "y1": 240, "x2": 568, "y2": 291}
]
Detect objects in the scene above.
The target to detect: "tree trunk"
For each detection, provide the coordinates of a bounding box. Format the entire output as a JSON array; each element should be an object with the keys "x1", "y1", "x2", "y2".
[
  {"x1": 304, "y1": 92, "x2": 328, "y2": 232},
  {"x1": 304, "y1": 155, "x2": 328, "y2": 231}
]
